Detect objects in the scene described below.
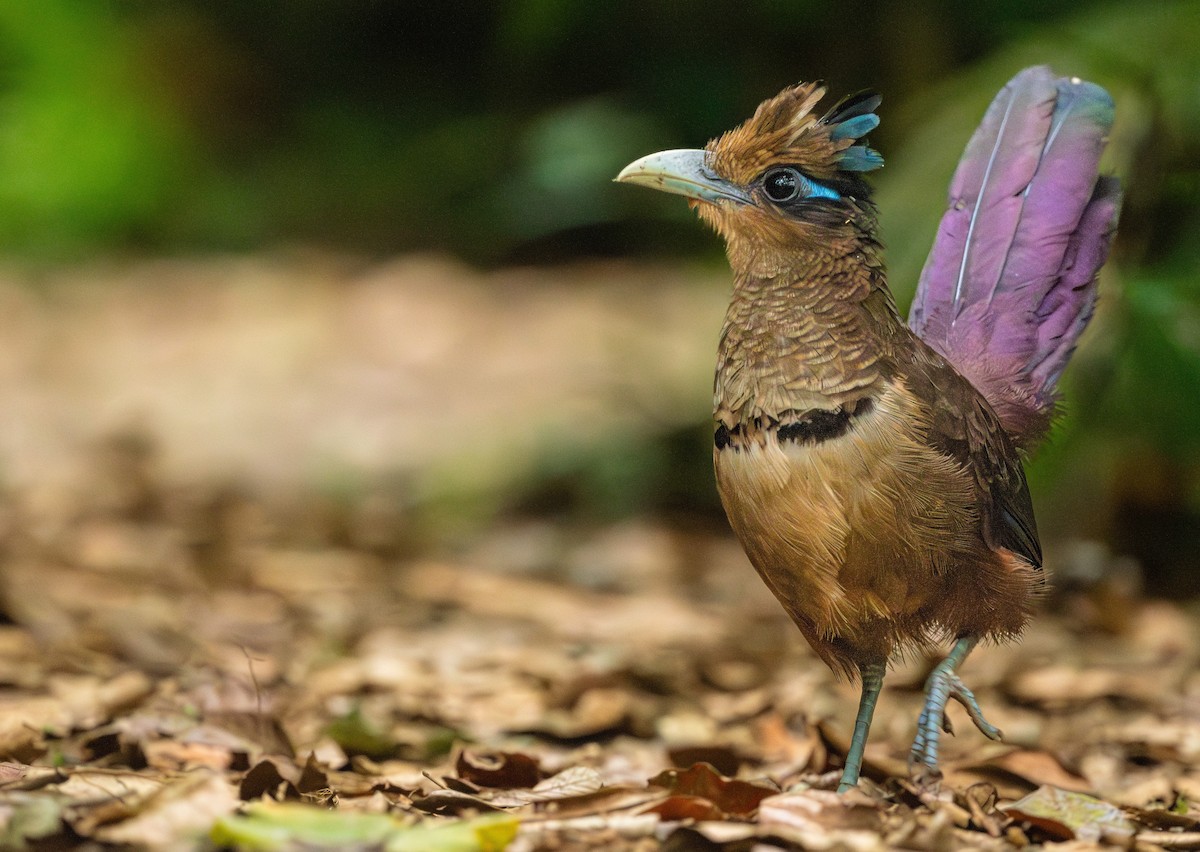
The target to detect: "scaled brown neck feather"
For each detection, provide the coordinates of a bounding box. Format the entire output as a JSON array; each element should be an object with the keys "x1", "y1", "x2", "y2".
[{"x1": 714, "y1": 215, "x2": 908, "y2": 426}]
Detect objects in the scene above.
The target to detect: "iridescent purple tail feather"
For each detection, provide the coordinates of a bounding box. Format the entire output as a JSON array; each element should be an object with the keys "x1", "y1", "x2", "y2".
[{"x1": 908, "y1": 66, "x2": 1121, "y2": 447}]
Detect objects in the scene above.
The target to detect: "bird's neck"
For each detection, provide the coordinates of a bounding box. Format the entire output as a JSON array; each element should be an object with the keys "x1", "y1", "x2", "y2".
[{"x1": 716, "y1": 229, "x2": 907, "y2": 423}]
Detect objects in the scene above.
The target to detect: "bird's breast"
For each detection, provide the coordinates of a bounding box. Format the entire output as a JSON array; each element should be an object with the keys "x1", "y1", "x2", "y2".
[{"x1": 713, "y1": 380, "x2": 980, "y2": 645}]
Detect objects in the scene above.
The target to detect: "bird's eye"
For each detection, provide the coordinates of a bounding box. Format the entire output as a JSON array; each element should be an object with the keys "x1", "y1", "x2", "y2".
[{"x1": 763, "y1": 168, "x2": 805, "y2": 202}]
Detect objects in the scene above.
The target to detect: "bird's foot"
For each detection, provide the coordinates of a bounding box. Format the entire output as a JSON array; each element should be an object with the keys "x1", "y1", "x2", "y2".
[{"x1": 909, "y1": 666, "x2": 1002, "y2": 779}]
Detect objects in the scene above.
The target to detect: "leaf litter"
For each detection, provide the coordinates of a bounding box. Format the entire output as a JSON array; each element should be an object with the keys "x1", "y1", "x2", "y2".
[
  {"x1": 4, "y1": 478, "x2": 1198, "y2": 852},
  {"x1": 0, "y1": 258, "x2": 1194, "y2": 850}
]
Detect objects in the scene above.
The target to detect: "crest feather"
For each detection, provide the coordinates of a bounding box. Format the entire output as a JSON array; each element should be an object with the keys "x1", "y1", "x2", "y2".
[{"x1": 707, "y1": 82, "x2": 884, "y2": 185}]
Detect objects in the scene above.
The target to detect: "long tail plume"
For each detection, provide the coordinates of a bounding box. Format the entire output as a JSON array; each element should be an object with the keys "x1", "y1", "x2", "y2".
[{"x1": 908, "y1": 66, "x2": 1121, "y2": 447}]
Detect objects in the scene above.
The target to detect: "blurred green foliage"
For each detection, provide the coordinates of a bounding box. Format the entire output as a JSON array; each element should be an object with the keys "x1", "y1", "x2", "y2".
[
  {"x1": 0, "y1": 1, "x2": 1198, "y2": 588},
  {"x1": 0, "y1": 0, "x2": 1121, "y2": 260},
  {"x1": 0, "y1": 1, "x2": 189, "y2": 251}
]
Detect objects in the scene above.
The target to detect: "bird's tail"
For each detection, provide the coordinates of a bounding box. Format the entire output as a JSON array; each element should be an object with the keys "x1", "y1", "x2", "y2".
[{"x1": 908, "y1": 66, "x2": 1121, "y2": 448}]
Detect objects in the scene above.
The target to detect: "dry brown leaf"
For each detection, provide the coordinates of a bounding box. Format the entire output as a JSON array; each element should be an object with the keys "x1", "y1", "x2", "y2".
[
  {"x1": 55, "y1": 768, "x2": 166, "y2": 803},
  {"x1": 91, "y1": 770, "x2": 239, "y2": 847},
  {"x1": 239, "y1": 759, "x2": 301, "y2": 801},
  {"x1": 646, "y1": 763, "x2": 776, "y2": 817},
  {"x1": 948, "y1": 749, "x2": 1092, "y2": 798},
  {"x1": 665, "y1": 745, "x2": 743, "y2": 777},
  {"x1": 0, "y1": 762, "x2": 60, "y2": 791},
  {"x1": 533, "y1": 688, "x2": 632, "y2": 739},
  {"x1": 666, "y1": 822, "x2": 761, "y2": 844},
  {"x1": 959, "y1": 782, "x2": 1008, "y2": 837},
  {"x1": 0, "y1": 695, "x2": 68, "y2": 757},
  {"x1": 646, "y1": 794, "x2": 726, "y2": 821},
  {"x1": 489, "y1": 765, "x2": 607, "y2": 807},
  {"x1": 1006, "y1": 664, "x2": 1165, "y2": 707},
  {"x1": 757, "y1": 788, "x2": 890, "y2": 851},
  {"x1": 142, "y1": 739, "x2": 237, "y2": 772},
  {"x1": 753, "y1": 712, "x2": 824, "y2": 770},
  {"x1": 758, "y1": 787, "x2": 882, "y2": 828},
  {"x1": 48, "y1": 672, "x2": 154, "y2": 730},
  {"x1": 404, "y1": 562, "x2": 719, "y2": 647},
  {"x1": 410, "y1": 786, "x2": 505, "y2": 815},
  {"x1": 456, "y1": 749, "x2": 543, "y2": 789},
  {"x1": 517, "y1": 812, "x2": 662, "y2": 844}
]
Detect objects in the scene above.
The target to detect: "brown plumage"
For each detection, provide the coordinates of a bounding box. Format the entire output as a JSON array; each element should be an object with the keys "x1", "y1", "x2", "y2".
[
  {"x1": 703, "y1": 84, "x2": 1041, "y2": 679},
  {"x1": 617, "y1": 70, "x2": 1118, "y2": 790}
]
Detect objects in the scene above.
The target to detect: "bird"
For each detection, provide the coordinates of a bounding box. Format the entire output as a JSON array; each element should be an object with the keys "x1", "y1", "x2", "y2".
[{"x1": 616, "y1": 66, "x2": 1120, "y2": 791}]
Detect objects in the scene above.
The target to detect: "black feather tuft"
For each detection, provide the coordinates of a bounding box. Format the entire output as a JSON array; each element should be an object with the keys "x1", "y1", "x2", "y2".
[{"x1": 821, "y1": 90, "x2": 882, "y2": 126}]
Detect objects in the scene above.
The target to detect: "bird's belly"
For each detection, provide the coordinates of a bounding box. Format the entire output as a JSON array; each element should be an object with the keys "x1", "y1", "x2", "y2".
[{"x1": 713, "y1": 389, "x2": 980, "y2": 647}]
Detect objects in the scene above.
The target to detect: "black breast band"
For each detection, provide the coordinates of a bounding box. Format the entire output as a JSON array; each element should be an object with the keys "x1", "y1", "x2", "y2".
[{"x1": 715, "y1": 398, "x2": 874, "y2": 450}]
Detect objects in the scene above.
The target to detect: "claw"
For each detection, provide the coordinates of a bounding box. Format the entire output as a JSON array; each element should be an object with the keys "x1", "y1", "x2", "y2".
[
  {"x1": 908, "y1": 637, "x2": 1002, "y2": 777},
  {"x1": 946, "y1": 672, "x2": 1003, "y2": 741}
]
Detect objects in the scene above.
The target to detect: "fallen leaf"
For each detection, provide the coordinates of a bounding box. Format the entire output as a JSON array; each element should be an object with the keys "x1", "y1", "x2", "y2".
[
  {"x1": 389, "y1": 813, "x2": 518, "y2": 852},
  {"x1": 943, "y1": 747, "x2": 1094, "y2": 800},
  {"x1": 647, "y1": 763, "x2": 775, "y2": 817},
  {"x1": 500, "y1": 784, "x2": 665, "y2": 818},
  {"x1": 0, "y1": 696, "x2": 66, "y2": 758},
  {"x1": 456, "y1": 749, "x2": 542, "y2": 789},
  {"x1": 411, "y1": 788, "x2": 505, "y2": 816},
  {"x1": 756, "y1": 788, "x2": 889, "y2": 852},
  {"x1": 531, "y1": 688, "x2": 631, "y2": 739},
  {"x1": 326, "y1": 706, "x2": 398, "y2": 760},
  {"x1": 758, "y1": 788, "x2": 883, "y2": 833},
  {"x1": 211, "y1": 802, "x2": 518, "y2": 851},
  {"x1": 0, "y1": 795, "x2": 64, "y2": 849},
  {"x1": 1006, "y1": 664, "x2": 1163, "y2": 707},
  {"x1": 666, "y1": 746, "x2": 743, "y2": 777},
  {"x1": 0, "y1": 762, "x2": 60, "y2": 791},
  {"x1": 752, "y1": 711, "x2": 823, "y2": 770},
  {"x1": 55, "y1": 768, "x2": 166, "y2": 803},
  {"x1": 143, "y1": 738, "x2": 237, "y2": 771},
  {"x1": 240, "y1": 759, "x2": 300, "y2": 801},
  {"x1": 646, "y1": 794, "x2": 725, "y2": 821},
  {"x1": 490, "y1": 766, "x2": 606, "y2": 806},
  {"x1": 91, "y1": 770, "x2": 239, "y2": 847},
  {"x1": 212, "y1": 802, "x2": 401, "y2": 849},
  {"x1": 1003, "y1": 785, "x2": 1135, "y2": 842}
]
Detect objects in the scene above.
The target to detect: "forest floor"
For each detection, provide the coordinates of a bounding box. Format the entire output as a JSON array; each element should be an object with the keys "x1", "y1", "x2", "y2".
[
  {"x1": 1, "y1": 461, "x2": 1197, "y2": 850},
  {"x1": 0, "y1": 256, "x2": 1194, "y2": 850}
]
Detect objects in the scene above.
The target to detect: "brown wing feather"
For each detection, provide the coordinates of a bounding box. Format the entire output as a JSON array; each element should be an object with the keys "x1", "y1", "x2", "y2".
[{"x1": 906, "y1": 339, "x2": 1042, "y2": 570}]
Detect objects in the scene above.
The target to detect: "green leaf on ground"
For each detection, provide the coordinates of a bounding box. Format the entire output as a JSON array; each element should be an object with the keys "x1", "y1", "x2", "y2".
[{"x1": 211, "y1": 803, "x2": 518, "y2": 851}]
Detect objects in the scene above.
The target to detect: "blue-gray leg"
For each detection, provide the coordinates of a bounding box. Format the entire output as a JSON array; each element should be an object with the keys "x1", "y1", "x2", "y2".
[
  {"x1": 909, "y1": 636, "x2": 1003, "y2": 778},
  {"x1": 837, "y1": 660, "x2": 886, "y2": 793}
]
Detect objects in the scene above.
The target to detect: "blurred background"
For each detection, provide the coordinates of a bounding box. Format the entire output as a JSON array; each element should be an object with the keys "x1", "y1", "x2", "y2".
[{"x1": 0, "y1": 0, "x2": 1197, "y2": 606}]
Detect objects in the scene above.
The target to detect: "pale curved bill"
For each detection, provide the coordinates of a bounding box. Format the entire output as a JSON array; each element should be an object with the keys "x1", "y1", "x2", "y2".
[{"x1": 615, "y1": 149, "x2": 751, "y2": 205}]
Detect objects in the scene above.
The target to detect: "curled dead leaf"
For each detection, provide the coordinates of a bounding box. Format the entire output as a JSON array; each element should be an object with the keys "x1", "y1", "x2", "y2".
[{"x1": 456, "y1": 749, "x2": 542, "y2": 789}]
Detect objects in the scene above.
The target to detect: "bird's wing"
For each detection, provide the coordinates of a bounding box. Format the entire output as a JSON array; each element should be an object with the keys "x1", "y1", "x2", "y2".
[
  {"x1": 907, "y1": 66, "x2": 1120, "y2": 448},
  {"x1": 907, "y1": 343, "x2": 1043, "y2": 569}
]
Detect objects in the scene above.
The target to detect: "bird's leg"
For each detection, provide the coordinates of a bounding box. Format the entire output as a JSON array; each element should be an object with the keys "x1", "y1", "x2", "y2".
[
  {"x1": 837, "y1": 659, "x2": 886, "y2": 793},
  {"x1": 909, "y1": 636, "x2": 1003, "y2": 779}
]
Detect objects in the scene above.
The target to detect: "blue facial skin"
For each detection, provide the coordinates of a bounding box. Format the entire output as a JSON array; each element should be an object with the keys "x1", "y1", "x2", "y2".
[{"x1": 805, "y1": 177, "x2": 842, "y2": 201}]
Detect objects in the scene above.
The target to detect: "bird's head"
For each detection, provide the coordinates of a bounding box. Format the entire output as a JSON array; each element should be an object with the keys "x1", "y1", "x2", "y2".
[{"x1": 617, "y1": 82, "x2": 883, "y2": 256}]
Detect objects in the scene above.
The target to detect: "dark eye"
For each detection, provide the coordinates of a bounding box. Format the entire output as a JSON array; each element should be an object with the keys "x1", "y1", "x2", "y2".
[{"x1": 763, "y1": 167, "x2": 805, "y2": 202}]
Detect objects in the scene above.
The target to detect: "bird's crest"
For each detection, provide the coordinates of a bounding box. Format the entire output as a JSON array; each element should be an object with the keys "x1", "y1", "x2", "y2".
[{"x1": 707, "y1": 82, "x2": 884, "y2": 188}]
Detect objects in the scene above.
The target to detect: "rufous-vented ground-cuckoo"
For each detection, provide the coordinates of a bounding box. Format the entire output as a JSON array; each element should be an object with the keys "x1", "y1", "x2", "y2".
[{"x1": 617, "y1": 67, "x2": 1120, "y2": 791}]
